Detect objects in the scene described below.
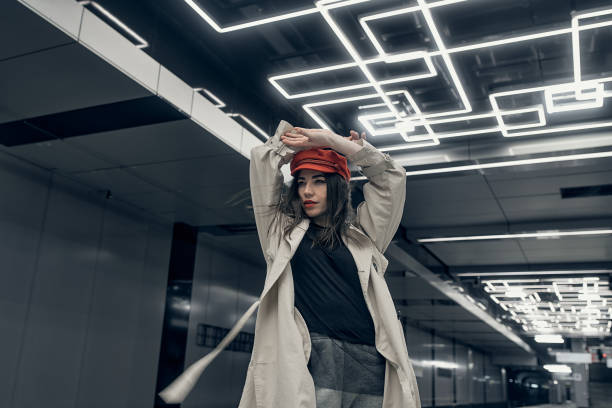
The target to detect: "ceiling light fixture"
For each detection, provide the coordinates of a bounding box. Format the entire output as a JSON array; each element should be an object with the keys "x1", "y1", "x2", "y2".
[
  {"x1": 227, "y1": 113, "x2": 269, "y2": 139},
  {"x1": 456, "y1": 270, "x2": 612, "y2": 277},
  {"x1": 348, "y1": 149, "x2": 612, "y2": 179},
  {"x1": 535, "y1": 334, "x2": 564, "y2": 343},
  {"x1": 194, "y1": 88, "x2": 226, "y2": 108},
  {"x1": 79, "y1": 1, "x2": 149, "y2": 48},
  {"x1": 294, "y1": 4, "x2": 611, "y2": 147},
  {"x1": 418, "y1": 228, "x2": 612, "y2": 242},
  {"x1": 187, "y1": 0, "x2": 612, "y2": 156}
]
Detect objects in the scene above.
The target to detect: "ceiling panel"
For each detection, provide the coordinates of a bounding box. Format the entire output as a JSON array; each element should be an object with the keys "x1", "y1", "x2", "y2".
[
  {"x1": 432, "y1": 321, "x2": 494, "y2": 333},
  {"x1": 387, "y1": 277, "x2": 450, "y2": 300},
  {"x1": 488, "y1": 170, "x2": 612, "y2": 198},
  {"x1": 129, "y1": 153, "x2": 249, "y2": 191},
  {"x1": 500, "y1": 194, "x2": 612, "y2": 222},
  {"x1": 70, "y1": 168, "x2": 161, "y2": 196},
  {"x1": 0, "y1": 43, "x2": 150, "y2": 123},
  {"x1": 520, "y1": 236, "x2": 612, "y2": 264},
  {"x1": 7, "y1": 139, "x2": 112, "y2": 173},
  {"x1": 423, "y1": 240, "x2": 526, "y2": 266},
  {"x1": 0, "y1": 0, "x2": 74, "y2": 60},
  {"x1": 67, "y1": 119, "x2": 232, "y2": 167},
  {"x1": 398, "y1": 305, "x2": 478, "y2": 321}
]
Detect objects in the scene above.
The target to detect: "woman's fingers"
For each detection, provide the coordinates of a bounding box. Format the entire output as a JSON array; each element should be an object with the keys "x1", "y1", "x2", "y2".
[
  {"x1": 283, "y1": 131, "x2": 304, "y2": 138},
  {"x1": 281, "y1": 133, "x2": 308, "y2": 146}
]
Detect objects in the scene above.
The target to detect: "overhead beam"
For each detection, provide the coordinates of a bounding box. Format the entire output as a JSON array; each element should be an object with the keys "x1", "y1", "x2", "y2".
[{"x1": 386, "y1": 242, "x2": 534, "y2": 354}]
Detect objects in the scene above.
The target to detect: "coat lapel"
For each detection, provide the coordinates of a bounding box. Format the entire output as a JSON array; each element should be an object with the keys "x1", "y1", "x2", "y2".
[
  {"x1": 343, "y1": 225, "x2": 373, "y2": 294},
  {"x1": 259, "y1": 218, "x2": 310, "y2": 300}
]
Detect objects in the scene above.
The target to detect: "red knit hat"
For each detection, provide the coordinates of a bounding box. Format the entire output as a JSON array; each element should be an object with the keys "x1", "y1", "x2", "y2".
[{"x1": 290, "y1": 148, "x2": 350, "y2": 182}]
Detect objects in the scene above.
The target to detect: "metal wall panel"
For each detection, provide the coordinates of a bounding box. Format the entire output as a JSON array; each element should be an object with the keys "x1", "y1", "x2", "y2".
[
  {"x1": 470, "y1": 349, "x2": 486, "y2": 404},
  {"x1": 485, "y1": 355, "x2": 504, "y2": 403},
  {"x1": 12, "y1": 177, "x2": 105, "y2": 408},
  {"x1": 405, "y1": 325, "x2": 433, "y2": 407},
  {"x1": 455, "y1": 343, "x2": 470, "y2": 405},
  {"x1": 0, "y1": 155, "x2": 50, "y2": 405},
  {"x1": 0, "y1": 153, "x2": 172, "y2": 408},
  {"x1": 433, "y1": 334, "x2": 454, "y2": 406},
  {"x1": 184, "y1": 241, "x2": 263, "y2": 408}
]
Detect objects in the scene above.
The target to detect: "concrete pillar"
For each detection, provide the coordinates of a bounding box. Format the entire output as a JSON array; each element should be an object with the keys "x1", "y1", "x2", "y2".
[{"x1": 570, "y1": 338, "x2": 589, "y2": 408}]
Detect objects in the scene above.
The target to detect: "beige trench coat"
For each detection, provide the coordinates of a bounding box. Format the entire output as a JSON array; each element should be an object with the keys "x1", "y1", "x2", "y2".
[{"x1": 158, "y1": 121, "x2": 420, "y2": 408}]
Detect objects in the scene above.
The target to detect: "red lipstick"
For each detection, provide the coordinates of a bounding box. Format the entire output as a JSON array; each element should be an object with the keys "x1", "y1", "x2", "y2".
[{"x1": 304, "y1": 200, "x2": 317, "y2": 208}]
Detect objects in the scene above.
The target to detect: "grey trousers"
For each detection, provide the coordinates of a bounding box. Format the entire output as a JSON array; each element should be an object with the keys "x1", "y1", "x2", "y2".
[{"x1": 308, "y1": 332, "x2": 385, "y2": 408}]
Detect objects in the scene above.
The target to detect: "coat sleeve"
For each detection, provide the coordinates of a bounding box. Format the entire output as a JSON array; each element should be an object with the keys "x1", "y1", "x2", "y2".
[
  {"x1": 346, "y1": 140, "x2": 406, "y2": 253},
  {"x1": 249, "y1": 120, "x2": 296, "y2": 259}
]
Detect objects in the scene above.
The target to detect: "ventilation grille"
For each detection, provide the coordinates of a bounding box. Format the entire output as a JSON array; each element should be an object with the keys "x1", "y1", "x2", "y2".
[{"x1": 561, "y1": 184, "x2": 612, "y2": 199}]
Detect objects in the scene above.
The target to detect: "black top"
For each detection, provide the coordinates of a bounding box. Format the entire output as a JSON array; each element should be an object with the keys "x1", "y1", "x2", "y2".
[{"x1": 290, "y1": 223, "x2": 376, "y2": 345}]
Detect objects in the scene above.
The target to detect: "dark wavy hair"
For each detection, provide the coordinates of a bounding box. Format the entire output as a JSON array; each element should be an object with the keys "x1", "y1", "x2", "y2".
[{"x1": 273, "y1": 171, "x2": 355, "y2": 249}]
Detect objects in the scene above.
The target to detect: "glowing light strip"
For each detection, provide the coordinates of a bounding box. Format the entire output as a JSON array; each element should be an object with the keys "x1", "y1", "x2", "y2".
[
  {"x1": 194, "y1": 88, "x2": 226, "y2": 108},
  {"x1": 358, "y1": 101, "x2": 400, "y2": 110},
  {"x1": 359, "y1": 0, "x2": 472, "y2": 116},
  {"x1": 183, "y1": 0, "x2": 319, "y2": 33},
  {"x1": 79, "y1": 1, "x2": 149, "y2": 48},
  {"x1": 357, "y1": 90, "x2": 440, "y2": 143},
  {"x1": 268, "y1": 5, "x2": 612, "y2": 102},
  {"x1": 572, "y1": 8, "x2": 612, "y2": 82},
  {"x1": 456, "y1": 270, "x2": 612, "y2": 277},
  {"x1": 186, "y1": 0, "x2": 463, "y2": 33},
  {"x1": 351, "y1": 83, "x2": 610, "y2": 147},
  {"x1": 418, "y1": 229, "x2": 612, "y2": 243},
  {"x1": 315, "y1": 1, "x2": 410, "y2": 141},
  {"x1": 268, "y1": 52, "x2": 436, "y2": 99},
  {"x1": 271, "y1": 68, "x2": 436, "y2": 99},
  {"x1": 189, "y1": 0, "x2": 612, "y2": 151},
  {"x1": 303, "y1": 90, "x2": 406, "y2": 129},
  {"x1": 499, "y1": 120, "x2": 612, "y2": 138},
  {"x1": 300, "y1": 5, "x2": 611, "y2": 144},
  {"x1": 227, "y1": 113, "x2": 269, "y2": 139},
  {"x1": 350, "y1": 149, "x2": 612, "y2": 179},
  {"x1": 545, "y1": 82, "x2": 604, "y2": 114}
]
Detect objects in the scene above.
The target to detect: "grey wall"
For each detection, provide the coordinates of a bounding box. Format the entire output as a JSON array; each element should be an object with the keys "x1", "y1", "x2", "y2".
[
  {"x1": 184, "y1": 236, "x2": 507, "y2": 408},
  {"x1": 183, "y1": 236, "x2": 264, "y2": 408},
  {"x1": 0, "y1": 152, "x2": 172, "y2": 408},
  {"x1": 404, "y1": 326, "x2": 505, "y2": 407}
]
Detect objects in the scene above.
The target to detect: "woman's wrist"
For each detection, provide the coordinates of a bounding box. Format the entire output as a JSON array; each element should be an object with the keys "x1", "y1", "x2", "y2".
[{"x1": 327, "y1": 133, "x2": 364, "y2": 156}]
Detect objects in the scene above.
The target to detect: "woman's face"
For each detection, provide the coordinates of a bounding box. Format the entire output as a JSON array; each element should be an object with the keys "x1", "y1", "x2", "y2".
[{"x1": 297, "y1": 169, "x2": 328, "y2": 220}]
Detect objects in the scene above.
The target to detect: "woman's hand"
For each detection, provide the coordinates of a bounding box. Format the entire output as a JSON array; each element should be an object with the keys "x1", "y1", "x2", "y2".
[
  {"x1": 281, "y1": 127, "x2": 334, "y2": 150},
  {"x1": 281, "y1": 128, "x2": 366, "y2": 150},
  {"x1": 346, "y1": 130, "x2": 366, "y2": 146}
]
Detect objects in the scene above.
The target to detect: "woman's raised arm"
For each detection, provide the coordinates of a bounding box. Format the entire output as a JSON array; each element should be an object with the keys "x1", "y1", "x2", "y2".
[
  {"x1": 249, "y1": 120, "x2": 296, "y2": 260},
  {"x1": 345, "y1": 140, "x2": 406, "y2": 254}
]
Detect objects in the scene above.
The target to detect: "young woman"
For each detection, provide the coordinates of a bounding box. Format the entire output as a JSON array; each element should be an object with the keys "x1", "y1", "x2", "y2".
[{"x1": 159, "y1": 121, "x2": 420, "y2": 408}]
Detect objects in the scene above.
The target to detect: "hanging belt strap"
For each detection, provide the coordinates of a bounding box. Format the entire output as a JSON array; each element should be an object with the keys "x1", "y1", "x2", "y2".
[{"x1": 158, "y1": 300, "x2": 261, "y2": 404}]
